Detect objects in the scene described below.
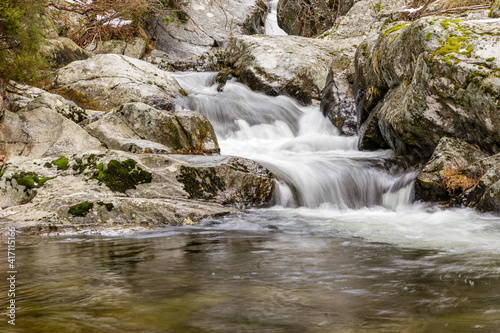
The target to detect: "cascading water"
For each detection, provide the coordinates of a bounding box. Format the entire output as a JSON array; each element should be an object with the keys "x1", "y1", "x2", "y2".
[
  {"x1": 174, "y1": 72, "x2": 415, "y2": 210},
  {"x1": 173, "y1": 72, "x2": 500, "y2": 259}
]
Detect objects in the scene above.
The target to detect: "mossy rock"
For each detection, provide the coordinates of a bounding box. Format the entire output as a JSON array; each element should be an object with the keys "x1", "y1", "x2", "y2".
[
  {"x1": 11, "y1": 172, "x2": 53, "y2": 190},
  {"x1": 176, "y1": 166, "x2": 225, "y2": 200},
  {"x1": 92, "y1": 159, "x2": 152, "y2": 193},
  {"x1": 45, "y1": 156, "x2": 69, "y2": 170},
  {"x1": 68, "y1": 201, "x2": 94, "y2": 217}
]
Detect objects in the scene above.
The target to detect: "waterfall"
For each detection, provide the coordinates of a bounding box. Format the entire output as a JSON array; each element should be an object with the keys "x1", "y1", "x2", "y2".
[
  {"x1": 264, "y1": 0, "x2": 287, "y2": 35},
  {"x1": 174, "y1": 72, "x2": 416, "y2": 210}
]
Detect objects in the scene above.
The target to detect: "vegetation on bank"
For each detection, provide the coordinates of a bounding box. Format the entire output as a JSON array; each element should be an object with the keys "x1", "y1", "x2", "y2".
[
  {"x1": 0, "y1": 0, "x2": 187, "y2": 87},
  {"x1": 0, "y1": 0, "x2": 50, "y2": 86}
]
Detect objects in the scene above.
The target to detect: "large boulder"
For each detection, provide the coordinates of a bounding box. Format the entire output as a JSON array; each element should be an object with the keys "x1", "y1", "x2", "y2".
[
  {"x1": 0, "y1": 93, "x2": 103, "y2": 159},
  {"x1": 0, "y1": 150, "x2": 275, "y2": 233},
  {"x1": 318, "y1": 0, "x2": 408, "y2": 134},
  {"x1": 52, "y1": 54, "x2": 184, "y2": 111},
  {"x1": 225, "y1": 35, "x2": 341, "y2": 104},
  {"x1": 355, "y1": 16, "x2": 500, "y2": 158},
  {"x1": 85, "y1": 102, "x2": 219, "y2": 155},
  {"x1": 277, "y1": 0, "x2": 357, "y2": 37},
  {"x1": 148, "y1": 0, "x2": 267, "y2": 59}
]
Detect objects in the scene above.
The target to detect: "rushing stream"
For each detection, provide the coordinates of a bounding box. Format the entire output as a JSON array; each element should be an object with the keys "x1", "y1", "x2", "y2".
[{"x1": 2, "y1": 72, "x2": 500, "y2": 333}]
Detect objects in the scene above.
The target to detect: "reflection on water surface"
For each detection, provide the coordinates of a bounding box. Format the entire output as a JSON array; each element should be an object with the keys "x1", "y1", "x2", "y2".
[{"x1": 2, "y1": 211, "x2": 500, "y2": 333}]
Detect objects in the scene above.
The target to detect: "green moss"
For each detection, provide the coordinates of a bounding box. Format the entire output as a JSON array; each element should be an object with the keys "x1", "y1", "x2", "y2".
[
  {"x1": 486, "y1": 57, "x2": 496, "y2": 62},
  {"x1": 51, "y1": 156, "x2": 69, "y2": 170},
  {"x1": 72, "y1": 158, "x2": 87, "y2": 174},
  {"x1": 440, "y1": 19, "x2": 461, "y2": 30},
  {"x1": 12, "y1": 172, "x2": 53, "y2": 189},
  {"x1": 375, "y1": 1, "x2": 381, "y2": 12},
  {"x1": 68, "y1": 201, "x2": 93, "y2": 217},
  {"x1": 97, "y1": 201, "x2": 114, "y2": 211},
  {"x1": 433, "y1": 36, "x2": 473, "y2": 60},
  {"x1": 92, "y1": 159, "x2": 152, "y2": 193},
  {"x1": 425, "y1": 32, "x2": 432, "y2": 41},
  {"x1": 382, "y1": 23, "x2": 409, "y2": 38},
  {"x1": 361, "y1": 42, "x2": 367, "y2": 56},
  {"x1": 390, "y1": 33, "x2": 399, "y2": 44},
  {"x1": 176, "y1": 166, "x2": 225, "y2": 200},
  {"x1": 179, "y1": 88, "x2": 188, "y2": 96}
]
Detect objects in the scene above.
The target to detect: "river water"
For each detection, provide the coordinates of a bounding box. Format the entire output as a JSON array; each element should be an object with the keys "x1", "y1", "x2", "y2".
[{"x1": 2, "y1": 72, "x2": 500, "y2": 332}]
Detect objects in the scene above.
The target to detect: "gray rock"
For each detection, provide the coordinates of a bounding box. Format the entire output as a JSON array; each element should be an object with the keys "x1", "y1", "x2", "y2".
[
  {"x1": 414, "y1": 137, "x2": 487, "y2": 202},
  {"x1": 317, "y1": 0, "x2": 408, "y2": 133},
  {"x1": 52, "y1": 54, "x2": 183, "y2": 111},
  {"x1": 450, "y1": 153, "x2": 500, "y2": 210},
  {"x1": 149, "y1": 0, "x2": 267, "y2": 59},
  {"x1": 0, "y1": 150, "x2": 275, "y2": 233},
  {"x1": 43, "y1": 37, "x2": 91, "y2": 68},
  {"x1": 85, "y1": 37, "x2": 147, "y2": 59},
  {"x1": 355, "y1": 16, "x2": 500, "y2": 158},
  {"x1": 85, "y1": 102, "x2": 219, "y2": 155},
  {"x1": 225, "y1": 35, "x2": 341, "y2": 104},
  {"x1": 0, "y1": 93, "x2": 103, "y2": 159},
  {"x1": 320, "y1": 69, "x2": 357, "y2": 135}
]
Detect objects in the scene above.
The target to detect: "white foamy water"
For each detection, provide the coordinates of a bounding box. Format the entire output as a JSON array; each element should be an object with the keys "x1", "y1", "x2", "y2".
[
  {"x1": 264, "y1": 0, "x2": 287, "y2": 35},
  {"x1": 173, "y1": 72, "x2": 500, "y2": 261}
]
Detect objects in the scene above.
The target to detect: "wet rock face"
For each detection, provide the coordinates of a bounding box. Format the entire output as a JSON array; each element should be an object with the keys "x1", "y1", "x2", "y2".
[
  {"x1": 320, "y1": 69, "x2": 357, "y2": 136},
  {"x1": 0, "y1": 151, "x2": 275, "y2": 232},
  {"x1": 52, "y1": 54, "x2": 183, "y2": 111},
  {"x1": 355, "y1": 16, "x2": 500, "y2": 159},
  {"x1": 85, "y1": 102, "x2": 220, "y2": 155},
  {"x1": 148, "y1": 0, "x2": 267, "y2": 60},
  {"x1": 225, "y1": 35, "x2": 340, "y2": 104},
  {"x1": 277, "y1": 0, "x2": 357, "y2": 37}
]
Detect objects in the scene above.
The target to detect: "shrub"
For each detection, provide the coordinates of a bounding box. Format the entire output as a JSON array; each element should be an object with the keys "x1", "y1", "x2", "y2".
[{"x1": 0, "y1": 0, "x2": 50, "y2": 85}]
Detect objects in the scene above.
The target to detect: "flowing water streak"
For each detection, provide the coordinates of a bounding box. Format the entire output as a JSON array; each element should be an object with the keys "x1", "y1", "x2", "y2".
[
  {"x1": 264, "y1": 0, "x2": 288, "y2": 35},
  {"x1": 174, "y1": 72, "x2": 500, "y2": 260},
  {"x1": 174, "y1": 72, "x2": 412, "y2": 209}
]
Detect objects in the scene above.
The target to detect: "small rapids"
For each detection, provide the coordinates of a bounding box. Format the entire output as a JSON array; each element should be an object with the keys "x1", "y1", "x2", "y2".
[
  {"x1": 175, "y1": 72, "x2": 415, "y2": 210},
  {"x1": 173, "y1": 72, "x2": 500, "y2": 259}
]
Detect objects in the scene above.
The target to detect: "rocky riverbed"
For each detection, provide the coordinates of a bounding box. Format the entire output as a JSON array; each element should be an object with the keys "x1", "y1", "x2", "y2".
[{"x1": 1, "y1": 0, "x2": 500, "y2": 234}]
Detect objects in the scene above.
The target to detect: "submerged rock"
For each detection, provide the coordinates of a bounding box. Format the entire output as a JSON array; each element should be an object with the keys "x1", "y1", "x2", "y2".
[
  {"x1": 0, "y1": 93, "x2": 103, "y2": 159},
  {"x1": 85, "y1": 102, "x2": 219, "y2": 155},
  {"x1": 355, "y1": 16, "x2": 500, "y2": 158},
  {"x1": 52, "y1": 54, "x2": 183, "y2": 111},
  {"x1": 0, "y1": 151, "x2": 275, "y2": 233},
  {"x1": 225, "y1": 35, "x2": 340, "y2": 104}
]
